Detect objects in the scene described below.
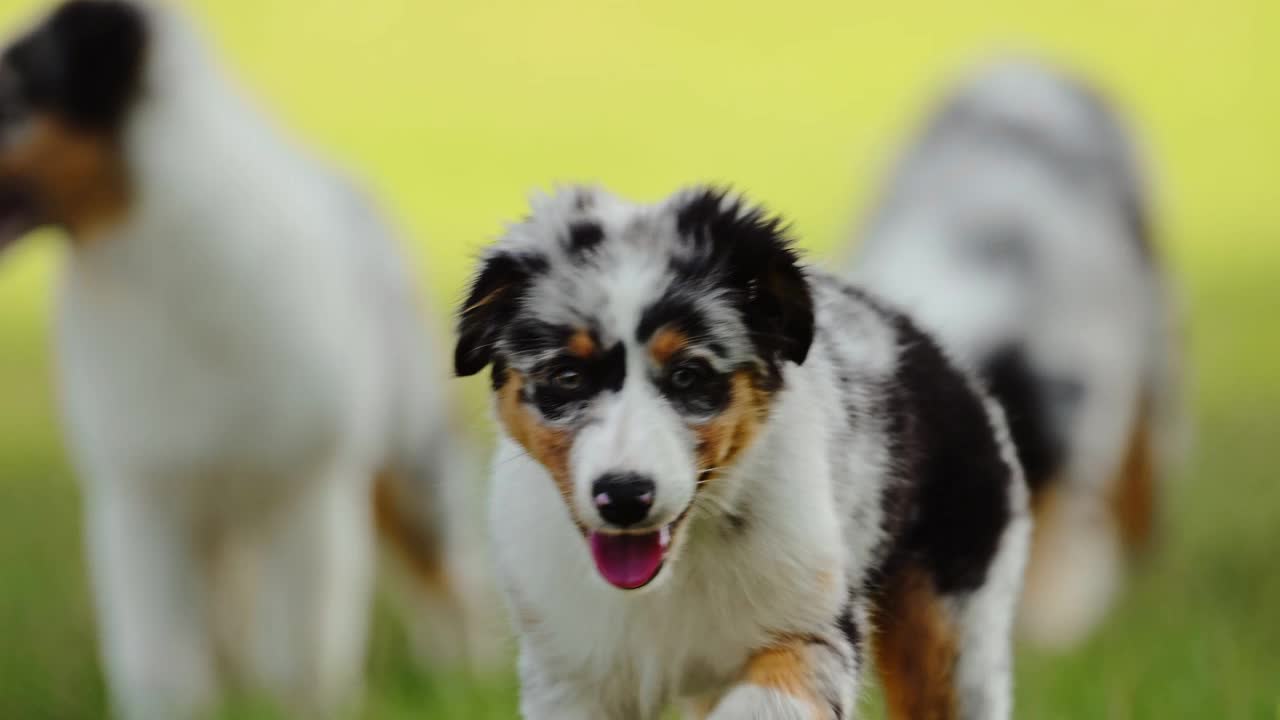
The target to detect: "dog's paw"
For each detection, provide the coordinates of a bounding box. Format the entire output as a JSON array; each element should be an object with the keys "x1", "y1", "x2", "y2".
[{"x1": 706, "y1": 685, "x2": 823, "y2": 720}]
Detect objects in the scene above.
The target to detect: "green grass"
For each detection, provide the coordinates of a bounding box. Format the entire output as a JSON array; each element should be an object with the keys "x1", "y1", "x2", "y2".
[{"x1": 0, "y1": 1, "x2": 1277, "y2": 717}]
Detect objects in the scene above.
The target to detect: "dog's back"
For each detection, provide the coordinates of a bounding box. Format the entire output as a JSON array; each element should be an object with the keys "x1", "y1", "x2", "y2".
[{"x1": 851, "y1": 59, "x2": 1186, "y2": 648}]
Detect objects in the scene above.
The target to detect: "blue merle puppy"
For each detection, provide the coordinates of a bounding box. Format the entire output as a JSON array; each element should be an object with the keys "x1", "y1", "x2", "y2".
[{"x1": 456, "y1": 186, "x2": 1030, "y2": 719}]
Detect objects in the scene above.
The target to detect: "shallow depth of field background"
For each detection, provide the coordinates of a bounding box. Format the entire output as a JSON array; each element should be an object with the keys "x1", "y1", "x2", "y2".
[{"x1": 0, "y1": 1, "x2": 1277, "y2": 718}]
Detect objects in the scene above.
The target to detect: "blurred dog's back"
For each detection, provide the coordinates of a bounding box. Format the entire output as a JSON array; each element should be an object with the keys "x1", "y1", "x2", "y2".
[{"x1": 850, "y1": 59, "x2": 1186, "y2": 648}]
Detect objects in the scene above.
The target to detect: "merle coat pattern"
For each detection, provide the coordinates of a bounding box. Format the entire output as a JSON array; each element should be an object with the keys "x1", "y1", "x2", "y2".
[
  {"x1": 850, "y1": 60, "x2": 1185, "y2": 649},
  {"x1": 457, "y1": 186, "x2": 1030, "y2": 719}
]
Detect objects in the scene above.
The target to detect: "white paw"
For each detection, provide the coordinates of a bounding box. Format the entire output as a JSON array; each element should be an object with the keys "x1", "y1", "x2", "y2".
[{"x1": 707, "y1": 685, "x2": 819, "y2": 720}]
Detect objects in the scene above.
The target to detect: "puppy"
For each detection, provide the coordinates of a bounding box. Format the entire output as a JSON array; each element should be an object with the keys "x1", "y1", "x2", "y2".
[
  {"x1": 849, "y1": 60, "x2": 1185, "y2": 648},
  {"x1": 0, "y1": 1, "x2": 485, "y2": 717},
  {"x1": 455, "y1": 186, "x2": 1030, "y2": 719}
]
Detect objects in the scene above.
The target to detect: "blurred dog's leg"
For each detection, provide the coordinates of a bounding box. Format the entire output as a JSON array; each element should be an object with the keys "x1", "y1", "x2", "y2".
[
  {"x1": 951, "y1": 508, "x2": 1030, "y2": 720},
  {"x1": 376, "y1": 452, "x2": 507, "y2": 674},
  {"x1": 374, "y1": 470, "x2": 464, "y2": 666},
  {"x1": 1112, "y1": 398, "x2": 1158, "y2": 558},
  {"x1": 1018, "y1": 485, "x2": 1123, "y2": 650},
  {"x1": 85, "y1": 484, "x2": 219, "y2": 720},
  {"x1": 243, "y1": 470, "x2": 374, "y2": 717}
]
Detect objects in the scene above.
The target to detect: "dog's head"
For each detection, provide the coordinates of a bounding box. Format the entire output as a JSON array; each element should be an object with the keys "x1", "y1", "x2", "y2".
[
  {"x1": 0, "y1": 0, "x2": 148, "y2": 250},
  {"x1": 457, "y1": 186, "x2": 814, "y2": 591}
]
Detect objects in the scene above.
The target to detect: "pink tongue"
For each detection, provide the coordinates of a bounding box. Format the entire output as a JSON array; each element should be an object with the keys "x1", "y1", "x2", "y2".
[{"x1": 589, "y1": 531, "x2": 665, "y2": 589}]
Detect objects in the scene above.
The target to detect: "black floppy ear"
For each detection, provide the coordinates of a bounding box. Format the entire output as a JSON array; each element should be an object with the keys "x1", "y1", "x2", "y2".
[
  {"x1": 454, "y1": 253, "x2": 536, "y2": 377},
  {"x1": 744, "y1": 242, "x2": 814, "y2": 365},
  {"x1": 675, "y1": 188, "x2": 815, "y2": 366},
  {"x1": 8, "y1": 0, "x2": 148, "y2": 131}
]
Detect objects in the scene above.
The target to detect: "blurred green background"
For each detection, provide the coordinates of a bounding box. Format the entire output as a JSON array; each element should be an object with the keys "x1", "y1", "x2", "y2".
[{"x1": 0, "y1": 0, "x2": 1276, "y2": 718}]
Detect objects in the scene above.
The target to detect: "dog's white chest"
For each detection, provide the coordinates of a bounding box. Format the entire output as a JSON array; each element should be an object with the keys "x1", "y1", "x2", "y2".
[
  {"x1": 54, "y1": 218, "x2": 380, "y2": 490},
  {"x1": 493, "y1": 444, "x2": 845, "y2": 714}
]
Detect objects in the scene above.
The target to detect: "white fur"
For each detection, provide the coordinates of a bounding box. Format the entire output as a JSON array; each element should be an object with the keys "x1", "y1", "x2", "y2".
[
  {"x1": 849, "y1": 59, "x2": 1183, "y2": 648},
  {"x1": 34, "y1": 4, "x2": 471, "y2": 717},
  {"x1": 480, "y1": 187, "x2": 1029, "y2": 719}
]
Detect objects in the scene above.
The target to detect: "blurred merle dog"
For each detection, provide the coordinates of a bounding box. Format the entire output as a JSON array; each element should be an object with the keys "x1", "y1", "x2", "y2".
[
  {"x1": 850, "y1": 60, "x2": 1186, "y2": 649},
  {"x1": 0, "y1": 2, "x2": 492, "y2": 717},
  {"x1": 457, "y1": 186, "x2": 1030, "y2": 719}
]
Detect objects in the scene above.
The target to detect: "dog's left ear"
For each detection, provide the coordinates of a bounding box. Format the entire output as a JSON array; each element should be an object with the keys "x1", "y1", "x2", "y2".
[
  {"x1": 454, "y1": 251, "x2": 539, "y2": 377},
  {"x1": 9, "y1": 0, "x2": 149, "y2": 131},
  {"x1": 675, "y1": 188, "x2": 815, "y2": 366}
]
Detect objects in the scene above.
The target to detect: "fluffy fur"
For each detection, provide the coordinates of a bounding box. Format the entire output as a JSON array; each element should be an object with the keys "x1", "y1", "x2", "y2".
[
  {"x1": 457, "y1": 186, "x2": 1030, "y2": 719},
  {"x1": 849, "y1": 59, "x2": 1186, "y2": 648},
  {"x1": 0, "y1": 2, "x2": 491, "y2": 717}
]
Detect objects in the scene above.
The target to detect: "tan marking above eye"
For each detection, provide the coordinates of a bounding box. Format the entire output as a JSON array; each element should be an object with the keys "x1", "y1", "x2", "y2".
[
  {"x1": 649, "y1": 325, "x2": 689, "y2": 365},
  {"x1": 567, "y1": 328, "x2": 597, "y2": 358},
  {"x1": 0, "y1": 113, "x2": 129, "y2": 241}
]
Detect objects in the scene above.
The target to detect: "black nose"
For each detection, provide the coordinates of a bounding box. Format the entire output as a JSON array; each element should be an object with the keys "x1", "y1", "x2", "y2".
[{"x1": 591, "y1": 472, "x2": 656, "y2": 528}]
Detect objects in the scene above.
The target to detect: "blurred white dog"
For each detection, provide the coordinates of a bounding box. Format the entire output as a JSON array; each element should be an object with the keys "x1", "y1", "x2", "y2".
[
  {"x1": 849, "y1": 59, "x2": 1186, "y2": 649},
  {"x1": 0, "y1": 1, "x2": 492, "y2": 717}
]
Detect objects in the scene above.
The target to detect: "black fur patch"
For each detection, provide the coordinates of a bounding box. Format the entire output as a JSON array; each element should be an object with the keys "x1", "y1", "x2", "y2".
[
  {"x1": 506, "y1": 318, "x2": 572, "y2": 356},
  {"x1": 835, "y1": 594, "x2": 862, "y2": 672},
  {"x1": 981, "y1": 345, "x2": 1065, "y2": 494},
  {"x1": 635, "y1": 297, "x2": 711, "y2": 347},
  {"x1": 878, "y1": 307, "x2": 1014, "y2": 595},
  {"x1": 671, "y1": 188, "x2": 815, "y2": 372},
  {"x1": 657, "y1": 358, "x2": 731, "y2": 417},
  {"x1": 455, "y1": 252, "x2": 546, "y2": 377},
  {"x1": 529, "y1": 341, "x2": 626, "y2": 421},
  {"x1": 500, "y1": 320, "x2": 626, "y2": 420},
  {"x1": 566, "y1": 221, "x2": 604, "y2": 258},
  {"x1": 3, "y1": 0, "x2": 147, "y2": 131}
]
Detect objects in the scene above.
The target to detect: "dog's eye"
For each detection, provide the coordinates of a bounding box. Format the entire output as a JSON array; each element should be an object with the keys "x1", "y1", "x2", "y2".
[
  {"x1": 550, "y1": 367, "x2": 585, "y2": 392},
  {"x1": 668, "y1": 361, "x2": 709, "y2": 391},
  {"x1": 670, "y1": 367, "x2": 698, "y2": 390}
]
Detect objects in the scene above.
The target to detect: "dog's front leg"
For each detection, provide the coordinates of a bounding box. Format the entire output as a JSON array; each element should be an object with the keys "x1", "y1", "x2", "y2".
[
  {"x1": 707, "y1": 633, "x2": 859, "y2": 720},
  {"x1": 516, "y1": 645, "x2": 614, "y2": 720},
  {"x1": 85, "y1": 483, "x2": 220, "y2": 720}
]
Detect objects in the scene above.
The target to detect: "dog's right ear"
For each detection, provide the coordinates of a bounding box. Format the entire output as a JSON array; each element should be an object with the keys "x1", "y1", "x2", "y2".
[{"x1": 454, "y1": 252, "x2": 536, "y2": 377}]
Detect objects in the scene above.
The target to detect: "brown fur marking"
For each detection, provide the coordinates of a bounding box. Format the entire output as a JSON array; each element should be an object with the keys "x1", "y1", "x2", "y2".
[
  {"x1": 740, "y1": 638, "x2": 825, "y2": 714},
  {"x1": 495, "y1": 370, "x2": 584, "y2": 530},
  {"x1": 685, "y1": 695, "x2": 719, "y2": 720},
  {"x1": 0, "y1": 115, "x2": 129, "y2": 240},
  {"x1": 373, "y1": 470, "x2": 446, "y2": 589},
  {"x1": 567, "y1": 328, "x2": 596, "y2": 358},
  {"x1": 695, "y1": 371, "x2": 771, "y2": 479},
  {"x1": 648, "y1": 325, "x2": 689, "y2": 365},
  {"x1": 1022, "y1": 479, "x2": 1064, "y2": 612},
  {"x1": 1112, "y1": 397, "x2": 1157, "y2": 556},
  {"x1": 873, "y1": 565, "x2": 960, "y2": 720},
  {"x1": 815, "y1": 569, "x2": 837, "y2": 596}
]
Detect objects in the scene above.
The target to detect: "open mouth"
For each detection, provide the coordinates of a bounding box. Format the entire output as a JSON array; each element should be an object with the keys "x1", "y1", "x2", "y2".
[
  {"x1": 0, "y1": 184, "x2": 40, "y2": 253},
  {"x1": 588, "y1": 523, "x2": 674, "y2": 590}
]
